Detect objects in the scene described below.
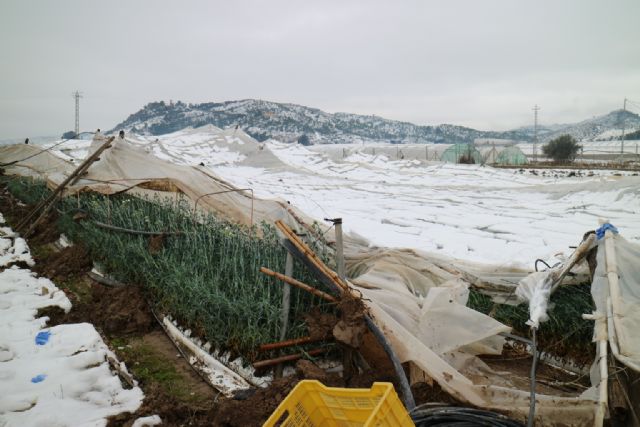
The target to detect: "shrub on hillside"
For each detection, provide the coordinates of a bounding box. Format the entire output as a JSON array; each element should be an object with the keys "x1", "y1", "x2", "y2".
[{"x1": 297, "y1": 134, "x2": 311, "y2": 146}]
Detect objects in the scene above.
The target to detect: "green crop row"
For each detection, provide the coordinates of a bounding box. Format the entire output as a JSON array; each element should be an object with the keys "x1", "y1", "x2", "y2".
[{"x1": 6, "y1": 177, "x2": 333, "y2": 360}]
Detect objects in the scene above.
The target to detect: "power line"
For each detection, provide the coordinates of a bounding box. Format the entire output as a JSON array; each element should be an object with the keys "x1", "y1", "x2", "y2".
[
  {"x1": 72, "y1": 91, "x2": 83, "y2": 136},
  {"x1": 620, "y1": 98, "x2": 628, "y2": 161},
  {"x1": 625, "y1": 99, "x2": 640, "y2": 111},
  {"x1": 533, "y1": 105, "x2": 540, "y2": 163}
]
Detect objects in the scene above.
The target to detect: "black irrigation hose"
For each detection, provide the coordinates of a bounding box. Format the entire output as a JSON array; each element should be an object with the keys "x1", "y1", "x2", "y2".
[
  {"x1": 534, "y1": 259, "x2": 551, "y2": 272},
  {"x1": 364, "y1": 315, "x2": 415, "y2": 411},
  {"x1": 92, "y1": 220, "x2": 185, "y2": 236},
  {"x1": 411, "y1": 405, "x2": 525, "y2": 427},
  {"x1": 527, "y1": 327, "x2": 538, "y2": 427}
]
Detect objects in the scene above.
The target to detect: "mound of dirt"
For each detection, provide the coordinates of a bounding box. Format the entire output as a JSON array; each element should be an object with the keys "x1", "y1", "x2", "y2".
[
  {"x1": 108, "y1": 383, "x2": 216, "y2": 427},
  {"x1": 32, "y1": 241, "x2": 153, "y2": 336},
  {"x1": 88, "y1": 284, "x2": 156, "y2": 336},
  {"x1": 213, "y1": 377, "x2": 299, "y2": 427},
  {"x1": 28, "y1": 211, "x2": 61, "y2": 245},
  {"x1": 39, "y1": 277, "x2": 154, "y2": 336},
  {"x1": 303, "y1": 308, "x2": 337, "y2": 340},
  {"x1": 34, "y1": 244, "x2": 92, "y2": 282}
]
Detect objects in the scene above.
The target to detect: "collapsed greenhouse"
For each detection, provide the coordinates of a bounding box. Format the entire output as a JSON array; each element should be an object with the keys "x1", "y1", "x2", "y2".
[{"x1": 1, "y1": 130, "x2": 639, "y2": 426}]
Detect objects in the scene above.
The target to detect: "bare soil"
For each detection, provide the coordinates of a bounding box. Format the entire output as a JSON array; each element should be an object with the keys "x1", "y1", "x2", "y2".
[{"x1": 480, "y1": 344, "x2": 590, "y2": 397}]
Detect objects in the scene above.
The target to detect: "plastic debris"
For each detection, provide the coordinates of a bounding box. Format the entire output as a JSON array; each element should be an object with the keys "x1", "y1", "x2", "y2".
[
  {"x1": 596, "y1": 223, "x2": 618, "y2": 240},
  {"x1": 35, "y1": 331, "x2": 51, "y2": 346},
  {"x1": 30, "y1": 374, "x2": 47, "y2": 383}
]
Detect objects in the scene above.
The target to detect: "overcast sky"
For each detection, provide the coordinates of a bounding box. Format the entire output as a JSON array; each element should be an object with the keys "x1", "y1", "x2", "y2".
[{"x1": 1, "y1": 0, "x2": 639, "y2": 138}]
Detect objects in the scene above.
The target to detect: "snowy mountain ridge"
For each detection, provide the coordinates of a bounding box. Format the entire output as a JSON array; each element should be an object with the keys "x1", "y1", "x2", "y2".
[{"x1": 111, "y1": 99, "x2": 640, "y2": 145}]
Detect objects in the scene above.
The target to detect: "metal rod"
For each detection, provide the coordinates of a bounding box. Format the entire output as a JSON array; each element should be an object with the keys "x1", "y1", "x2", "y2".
[
  {"x1": 260, "y1": 267, "x2": 338, "y2": 303},
  {"x1": 193, "y1": 188, "x2": 254, "y2": 226},
  {"x1": 19, "y1": 137, "x2": 115, "y2": 236},
  {"x1": 92, "y1": 220, "x2": 183, "y2": 236},
  {"x1": 259, "y1": 336, "x2": 325, "y2": 352},
  {"x1": 275, "y1": 252, "x2": 294, "y2": 378},
  {"x1": 253, "y1": 348, "x2": 327, "y2": 369},
  {"x1": 334, "y1": 218, "x2": 345, "y2": 280}
]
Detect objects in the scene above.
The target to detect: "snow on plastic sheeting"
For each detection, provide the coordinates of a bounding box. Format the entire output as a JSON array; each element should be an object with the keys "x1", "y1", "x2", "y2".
[
  {"x1": 211, "y1": 140, "x2": 640, "y2": 269},
  {"x1": 0, "y1": 223, "x2": 143, "y2": 426},
  {"x1": 17, "y1": 127, "x2": 640, "y2": 270}
]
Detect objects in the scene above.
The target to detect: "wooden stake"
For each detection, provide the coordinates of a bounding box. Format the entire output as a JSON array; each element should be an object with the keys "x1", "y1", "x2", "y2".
[{"x1": 275, "y1": 220, "x2": 348, "y2": 293}]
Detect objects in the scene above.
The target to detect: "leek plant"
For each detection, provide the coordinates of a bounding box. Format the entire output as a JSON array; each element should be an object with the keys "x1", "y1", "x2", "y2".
[{"x1": 6, "y1": 177, "x2": 331, "y2": 360}]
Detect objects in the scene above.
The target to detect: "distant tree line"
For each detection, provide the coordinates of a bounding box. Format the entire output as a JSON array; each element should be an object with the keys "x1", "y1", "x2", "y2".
[{"x1": 624, "y1": 129, "x2": 640, "y2": 140}]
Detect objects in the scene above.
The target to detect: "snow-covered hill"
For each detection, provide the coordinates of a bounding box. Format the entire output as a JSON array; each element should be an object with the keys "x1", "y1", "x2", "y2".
[
  {"x1": 110, "y1": 99, "x2": 526, "y2": 144},
  {"x1": 542, "y1": 109, "x2": 640, "y2": 142},
  {"x1": 110, "y1": 99, "x2": 640, "y2": 145}
]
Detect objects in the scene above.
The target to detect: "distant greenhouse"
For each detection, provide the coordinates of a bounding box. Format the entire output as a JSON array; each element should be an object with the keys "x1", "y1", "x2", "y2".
[
  {"x1": 495, "y1": 146, "x2": 528, "y2": 165},
  {"x1": 440, "y1": 144, "x2": 483, "y2": 164},
  {"x1": 480, "y1": 145, "x2": 529, "y2": 165}
]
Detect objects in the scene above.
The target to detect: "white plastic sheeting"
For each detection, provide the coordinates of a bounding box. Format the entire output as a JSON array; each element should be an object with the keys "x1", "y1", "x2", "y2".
[
  {"x1": 591, "y1": 230, "x2": 640, "y2": 372},
  {"x1": 0, "y1": 132, "x2": 619, "y2": 424}
]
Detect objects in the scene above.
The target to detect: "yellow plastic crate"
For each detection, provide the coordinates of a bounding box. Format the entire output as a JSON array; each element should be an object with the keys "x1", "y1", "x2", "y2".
[{"x1": 263, "y1": 380, "x2": 414, "y2": 427}]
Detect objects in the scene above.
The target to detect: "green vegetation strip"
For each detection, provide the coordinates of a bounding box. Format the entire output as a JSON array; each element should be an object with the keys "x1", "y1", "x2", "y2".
[
  {"x1": 6, "y1": 177, "x2": 332, "y2": 360},
  {"x1": 468, "y1": 286, "x2": 595, "y2": 363}
]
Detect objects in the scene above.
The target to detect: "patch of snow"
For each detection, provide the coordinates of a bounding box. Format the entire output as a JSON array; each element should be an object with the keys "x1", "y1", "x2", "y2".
[
  {"x1": 132, "y1": 415, "x2": 162, "y2": 427},
  {"x1": 0, "y1": 218, "x2": 143, "y2": 426}
]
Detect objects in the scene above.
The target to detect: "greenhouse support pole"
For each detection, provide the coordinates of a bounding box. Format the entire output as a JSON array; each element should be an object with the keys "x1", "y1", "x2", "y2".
[
  {"x1": 335, "y1": 218, "x2": 345, "y2": 280},
  {"x1": 334, "y1": 217, "x2": 357, "y2": 382},
  {"x1": 275, "y1": 252, "x2": 294, "y2": 378}
]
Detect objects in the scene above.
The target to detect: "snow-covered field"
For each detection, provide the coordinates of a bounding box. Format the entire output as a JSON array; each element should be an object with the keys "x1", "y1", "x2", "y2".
[
  {"x1": 45, "y1": 128, "x2": 640, "y2": 269},
  {"x1": 0, "y1": 213, "x2": 143, "y2": 426}
]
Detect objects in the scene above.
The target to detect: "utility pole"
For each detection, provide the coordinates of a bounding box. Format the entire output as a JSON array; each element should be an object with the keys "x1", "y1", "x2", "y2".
[
  {"x1": 533, "y1": 105, "x2": 540, "y2": 163},
  {"x1": 72, "y1": 91, "x2": 83, "y2": 137},
  {"x1": 620, "y1": 98, "x2": 627, "y2": 162}
]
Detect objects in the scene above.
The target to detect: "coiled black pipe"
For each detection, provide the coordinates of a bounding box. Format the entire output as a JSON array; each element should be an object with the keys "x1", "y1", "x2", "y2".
[{"x1": 411, "y1": 405, "x2": 525, "y2": 427}]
